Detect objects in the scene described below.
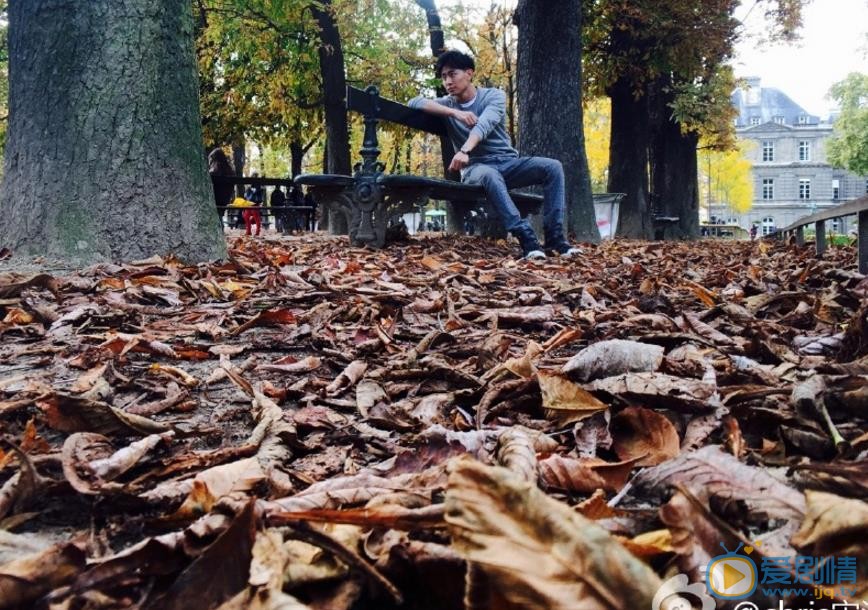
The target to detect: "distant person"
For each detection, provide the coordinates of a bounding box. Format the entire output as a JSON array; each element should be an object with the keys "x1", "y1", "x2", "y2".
[
  {"x1": 303, "y1": 189, "x2": 317, "y2": 231},
  {"x1": 270, "y1": 186, "x2": 287, "y2": 233},
  {"x1": 464, "y1": 216, "x2": 476, "y2": 235},
  {"x1": 208, "y1": 148, "x2": 234, "y2": 228},
  {"x1": 408, "y1": 49, "x2": 581, "y2": 260},
  {"x1": 230, "y1": 196, "x2": 260, "y2": 236},
  {"x1": 245, "y1": 174, "x2": 265, "y2": 230},
  {"x1": 749, "y1": 224, "x2": 757, "y2": 241}
]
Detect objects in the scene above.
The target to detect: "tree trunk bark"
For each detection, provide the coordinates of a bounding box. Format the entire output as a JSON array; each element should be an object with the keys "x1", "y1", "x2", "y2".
[
  {"x1": 514, "y1": 0, "x2": 599, "y2": 243},
  {"x1": 649, "y1": 80, "x2": 700, "y2": 240},
  {"x1": 608, "y1": 76, "x2": 652, "y2": 239},
  {"x1": 290, "y1": 140, "x2": 303, "y2": 178},
  {"x1": 311, "y1": 0, "x2": 349, "y2": 235},
  {"x1": 0, "y1": 0, "x2": 225, "y2": 263},
  {"x1": 231, "y1": 141, "x2": 246, "y2": 197}
]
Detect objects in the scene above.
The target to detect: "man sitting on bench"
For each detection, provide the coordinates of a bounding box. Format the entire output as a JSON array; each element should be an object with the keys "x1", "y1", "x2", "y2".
[{"x1": 409, "y1": 50, "x2": 581, "y2": 261}]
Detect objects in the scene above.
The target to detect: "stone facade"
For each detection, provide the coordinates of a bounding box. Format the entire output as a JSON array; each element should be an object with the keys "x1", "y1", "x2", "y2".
[{"x1": 709, "y1": 78, "x2": 868, "y2": 236}]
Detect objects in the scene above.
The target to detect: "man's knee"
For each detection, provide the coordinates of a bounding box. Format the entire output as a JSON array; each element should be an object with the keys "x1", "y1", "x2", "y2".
[
  {"x1": 465, "y1": 165, "x2": 503, "y2": 187},
  {"x1": 539, "y1": 157, "x2": 563, "y2": 177}
]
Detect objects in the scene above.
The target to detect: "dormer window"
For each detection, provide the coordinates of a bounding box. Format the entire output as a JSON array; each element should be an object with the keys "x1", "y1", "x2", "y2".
[
  {"x1": 773, "y1": 116, "x2": 786, "y2": 125},
  {"x1": 798, "y1": 115, "x2": 809, "y2": 125},
  {"x1": 750, "y1": 117, "x2": 761, "y2": 126}
]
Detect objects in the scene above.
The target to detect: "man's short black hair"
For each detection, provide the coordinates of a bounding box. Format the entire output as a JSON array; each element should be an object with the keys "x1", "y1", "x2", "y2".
[{"x1": 435, "y1": 50, "x2": 475, "y2": 76}]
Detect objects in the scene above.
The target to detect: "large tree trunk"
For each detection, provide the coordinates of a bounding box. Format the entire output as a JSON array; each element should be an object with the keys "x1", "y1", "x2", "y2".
[
  {"x1": 0, "y1": 0, "x2": 225, "y2": 263},
  {"x1": 312, "y1": 0, "x2": 349, "y2": 235},
  {"x1": 514, "y1": 0, "x2": 599, "y2": 243},
  {"x1": 649, "y1": 79, "x2": 700, "y2": 239},
  {"x1": 608, "y1": 76, "x2": 652, "y2": 239}
]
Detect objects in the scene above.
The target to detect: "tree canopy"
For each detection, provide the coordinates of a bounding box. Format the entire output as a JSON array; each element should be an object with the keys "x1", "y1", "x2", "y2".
[{"x1": 826, "y1": 71, "x2": 868, "y2": 176}]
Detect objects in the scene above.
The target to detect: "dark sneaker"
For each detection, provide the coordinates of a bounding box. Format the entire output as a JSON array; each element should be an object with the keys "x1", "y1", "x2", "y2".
[{"x1": 513, "y1": 226, "x2": 545, "y2": 261}]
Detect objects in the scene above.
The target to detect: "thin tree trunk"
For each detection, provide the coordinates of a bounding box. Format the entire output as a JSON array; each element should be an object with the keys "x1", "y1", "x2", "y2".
[
  {"x1": 311, "y1": 0, "x2": 349, "y2": 235},
  {"x1": 290, "y1": 140, "x2": 303, "y2": 178},
  {"x1": 231, "y1": 141, "x2": 246, "y2": 197},
  {"x1": 649, "y1": 78, "x2": 700, "y2": 239},
  {"x1": 608, "y1": 76, "x2": 652, "y2": 239},
  {"x1": 0, "y1": 0, "x2": 225, "y2": 263},
  {"x1": 515, "y1": 0, "x2": 599, "y2": 243}
]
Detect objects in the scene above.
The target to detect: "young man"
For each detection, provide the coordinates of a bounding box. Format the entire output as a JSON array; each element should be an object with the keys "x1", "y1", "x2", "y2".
[{"x1": 409, "y1": 50, "x2": 580, "y2": 260}]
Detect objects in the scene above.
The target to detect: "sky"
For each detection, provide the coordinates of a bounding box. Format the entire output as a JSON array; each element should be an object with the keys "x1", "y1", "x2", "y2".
[{"x1": 434, "y1": 0, "x2": 868, "y2": 118}]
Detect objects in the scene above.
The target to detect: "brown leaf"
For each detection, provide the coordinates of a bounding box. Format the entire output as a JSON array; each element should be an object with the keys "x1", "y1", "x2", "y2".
[
  {"x1": 631, "y1": 445, "x2": 806, "y2": 522},
  {"x1": 232, "y1": 308, "x2": 297, "y2": 336},
  {"x1": 791, "y1": 490, "x2": 868, "y2": 552},
  {"x1": 445, "y1": 458, "x2": 661, "y2": 609},
  {"x1": 538, "y1": 454, "x2": 641, "y2": 493},
  {"x1": 537, "y1": 369, "x2": 608, "y2": 424},
  {"x1": 584, "y1": 372, "x2": 717, "y2": 412},
  {"x1": 38, "y1": 393, "x2": 171, "y2": 436},
  {"x1": 0, "y1": 274, "x2": 61, "y2": 301},
  {"x1": 147, "y1": 500, "x2": 259, "y2": 610},
  {"x1": 0, "y1": 541, "x2": 86, "y2": 610},
  {"x1": 326, "y1": 360, "x2": 368, "y2": 396},
  {"x1": 610, "y1": 406, "x2": 680, "y2": 466},
  {"x1": 259, "y1": 355, "x2": 322, "y2": 374}
]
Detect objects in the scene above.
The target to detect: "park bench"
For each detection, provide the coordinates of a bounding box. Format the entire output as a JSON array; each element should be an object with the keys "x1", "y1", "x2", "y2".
[
  {"x1": 770, "y1": 193, "x2": 868, "y2": 273},
  {"x1": 295, "y1": 85, "x2": 548, "y2": 248}
]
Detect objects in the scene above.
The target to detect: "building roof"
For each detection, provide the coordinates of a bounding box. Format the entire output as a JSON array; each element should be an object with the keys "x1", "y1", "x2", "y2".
[{"x1": 732, "y1": 77, "x2": 820, "y2": 127}]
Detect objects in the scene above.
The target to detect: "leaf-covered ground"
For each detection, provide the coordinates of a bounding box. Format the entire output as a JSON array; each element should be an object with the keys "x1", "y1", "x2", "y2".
[{"x1": 1, "y1": 233, "x2": 866, "y2": 610}]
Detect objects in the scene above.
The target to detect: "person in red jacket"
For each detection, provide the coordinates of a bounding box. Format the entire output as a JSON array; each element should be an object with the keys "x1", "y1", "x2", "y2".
[{"x1": 230, "y1": 196, "x2": 260, "y2": 236}]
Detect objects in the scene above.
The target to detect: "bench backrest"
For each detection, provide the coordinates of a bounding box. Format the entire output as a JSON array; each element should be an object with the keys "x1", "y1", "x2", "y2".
[{"x1": 346, "y1": 85, "x2": 448, "y2": 138}]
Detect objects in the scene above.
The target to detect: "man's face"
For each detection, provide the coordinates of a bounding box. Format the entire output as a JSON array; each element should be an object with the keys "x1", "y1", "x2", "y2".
[{"x1": 440, "y1": 66, "x2": 473, "y2": 96}]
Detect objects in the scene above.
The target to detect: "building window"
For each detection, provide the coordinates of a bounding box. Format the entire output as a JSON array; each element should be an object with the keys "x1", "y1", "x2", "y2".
[
  {"x1": 799, "y1": 140, "x2": 811, "y2": 161},
  {"x1": 750, "y1": 117, "x2": 761, "y2": 126},
  {"x1": 726, "y1": 217, "x2": 739, "y2": 226},
  {"x1": 762, "y1": 216, "x2": 775, "y2": 236},
  {"x1": 830, "y1": 218, "x2": 841, "y2": 234},
  {"x1": 773, "y1": 116, "x2": 785, "y2": 125},
  {"x1": 865, "y1": 179, "x2": 868, "y2": 194},
  {"x1": 832, "y1": 179, "x2": 840, "y2": 200},
  {"x1": 762, "y1": 141, "x2": 775, "y2": 162},
  {"x1": 798, "y1": 115, "x2": 809, "y2": 125},
  {"x1": 799, "y1": 179, "x2": 811, "y2": 200},
  {"x1": 762, "y1": 178, "x2": 774, "y2": 200}
]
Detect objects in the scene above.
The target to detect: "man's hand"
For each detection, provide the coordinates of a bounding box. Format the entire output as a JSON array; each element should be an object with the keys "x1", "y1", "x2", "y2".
[
  {"x1": 449, "y1": 151, "x2": 470, "y2": 172},
  {"x1": 452, "y1": 109, "x2": 478, "y2": 127}
]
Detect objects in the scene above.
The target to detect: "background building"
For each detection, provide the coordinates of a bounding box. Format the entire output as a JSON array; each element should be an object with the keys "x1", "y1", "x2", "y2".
[{"x1": 710, "y1": 77, "x2": 868, "y2": 235}]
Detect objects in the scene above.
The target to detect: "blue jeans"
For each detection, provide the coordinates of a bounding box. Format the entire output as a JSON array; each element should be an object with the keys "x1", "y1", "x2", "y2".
[{"x1": 462, "y1": 155, "x2": 566, "y2": 247}]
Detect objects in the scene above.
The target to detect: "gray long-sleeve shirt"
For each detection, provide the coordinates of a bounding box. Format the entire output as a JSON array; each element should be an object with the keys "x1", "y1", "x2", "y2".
[{"x1": 408, "y1": 87, "x2": 518, "y2": 164}]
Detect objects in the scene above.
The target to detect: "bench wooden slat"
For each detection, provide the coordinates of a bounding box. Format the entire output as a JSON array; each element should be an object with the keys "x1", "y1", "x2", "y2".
[
  {"x1": 377, "y1": 174, "x2": 542, "y2": 208},
  {"x1": 294, "y1": 174, "x2": 356, "y2": 189},
  {"x1": 347, "y1": 86, "x2": 447, "y2": 137},
  {"x1": 212, "y1": 176, "x2": 296, "y2": 188}
]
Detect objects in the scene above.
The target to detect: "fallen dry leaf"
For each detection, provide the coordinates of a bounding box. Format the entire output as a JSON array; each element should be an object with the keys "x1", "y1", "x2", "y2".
[
  {"x1": 445, "y1": 457, "x2": 662, "y2": 609},
  {"x1": 537, "y1": 369, "x2": 608, "y2": 424},
  {"x1": 610, "y1": 406, "x2": 680, "y2": 466}
]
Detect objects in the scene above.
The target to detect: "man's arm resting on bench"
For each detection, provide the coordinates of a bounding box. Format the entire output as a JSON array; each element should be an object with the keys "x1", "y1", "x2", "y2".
[{"x1": 408, "y1": 96, "x2": 477, "y2": 127}]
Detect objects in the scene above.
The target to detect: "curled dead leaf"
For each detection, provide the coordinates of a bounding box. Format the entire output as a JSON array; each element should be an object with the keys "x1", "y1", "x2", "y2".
[
  {"x1": 610, "y1": 406, "x2": 680, "y2": 466},
  {"x1": 537, "y1": 369, "x2": 608, "y2": 424}
]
